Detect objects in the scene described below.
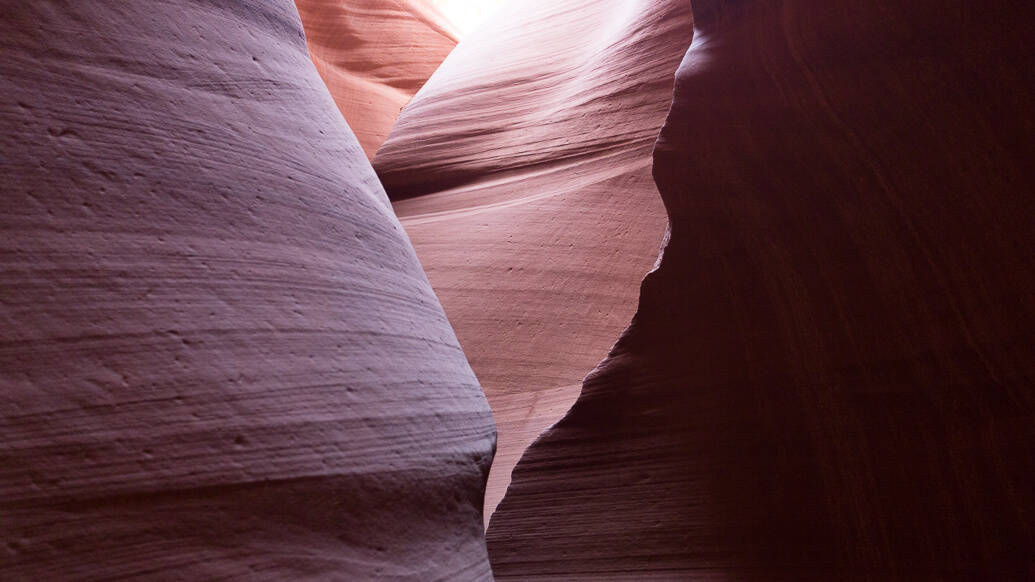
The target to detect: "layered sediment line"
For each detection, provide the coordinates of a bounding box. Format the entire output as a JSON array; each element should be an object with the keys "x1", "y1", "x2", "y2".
[
  {"x1": 373, "y1": 0, "x2": 693, "y2": 522},
  {"x1": 488, "y1": 0, "x2": 1034, "y2": 578},
  {"x1": 0, "y1": 2, "x2": 494, "y2": 580},
  {"x1": 296, "y1": 0, "x2": 458, "y2": 158}
]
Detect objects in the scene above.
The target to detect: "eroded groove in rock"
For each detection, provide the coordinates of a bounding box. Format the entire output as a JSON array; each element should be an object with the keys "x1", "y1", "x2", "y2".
[
  {"x1": 0, "y1": 2, "x2": 494, "y2": 580},
  {"x1": 295, "y1": 0, "x2": 459, "y2": 158},
  {"x1": 372, "y1": 0, "x2": 693, "y2": 522},
  {"x1": 487, "y1": 0, "x2": 1034, "y2": 578}
]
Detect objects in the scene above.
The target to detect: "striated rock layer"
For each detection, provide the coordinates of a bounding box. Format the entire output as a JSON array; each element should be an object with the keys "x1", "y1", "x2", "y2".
[
  {"x1": 373, "y1": 0, "x2": 693, "y2": 521},
  {"x1": 488, "y1": 0, "x2": 1034, "y2": 579},
  {"x1": 295, "y1": 0, "x2": 458, "y2": 158},
  {"x1": 0, "y1": 2, "x2": 493, "y2": 580}
]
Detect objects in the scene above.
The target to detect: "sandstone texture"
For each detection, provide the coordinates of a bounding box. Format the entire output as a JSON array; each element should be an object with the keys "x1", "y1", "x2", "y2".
[
  {"x1": 488, "y1": 0, "x2": 1034, "y2": 579},
  {"x1": 0, "y1": 2, "x2": 493, "y2": 580},
  {"x1": 373, "y1": 0, "x2": 693, "y2": 521},
  {"x1": 295, "y1": 0, "x2": 458, "y2": 158}
]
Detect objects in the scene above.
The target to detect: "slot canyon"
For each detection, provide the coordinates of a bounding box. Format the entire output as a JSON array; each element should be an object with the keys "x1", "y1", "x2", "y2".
[{"x1": 1, "y1": 1, "x2": 1032, "y2": 580}]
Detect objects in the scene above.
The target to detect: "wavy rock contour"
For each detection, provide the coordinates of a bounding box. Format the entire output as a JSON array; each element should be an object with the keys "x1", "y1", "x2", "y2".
[
  {"x1": 373, "y1": 0, "x2": 693, "y2": 521},
  {"x1": 295, "y1": 0, "x2": 458, "y2": 158},
  {"x1": 488, "y1": 0, "x2": 1034, "y2": 578},
  {"x1": 0, "y1": 2, "x2": 493, "y2": 580}
]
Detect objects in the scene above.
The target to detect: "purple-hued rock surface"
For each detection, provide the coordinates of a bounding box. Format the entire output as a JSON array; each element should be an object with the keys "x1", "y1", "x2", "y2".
[{"x1": 0, "y1": 2, "x2": 494, "y2": 580}]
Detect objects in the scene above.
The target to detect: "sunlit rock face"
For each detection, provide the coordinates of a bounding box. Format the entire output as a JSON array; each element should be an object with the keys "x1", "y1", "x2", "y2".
[
  {"x1": 427, "y1": 0, "x2": 508, "y2": 35},
  {"x1": 488, "y1": 0, "x2": 1034, "y2": 579},
  {"x1": 295, "y1": 0, "x2": 458, "y2": 158},
  {"x1": 373, "y1": 0, "x2": 693, "y2": 523},
  {"x1": 0, "y1": 2, "x2": 494, "y2": 580}
]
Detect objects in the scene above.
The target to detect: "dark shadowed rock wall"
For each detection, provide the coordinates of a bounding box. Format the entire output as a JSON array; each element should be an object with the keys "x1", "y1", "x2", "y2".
[{"x1": 488, "y1": 0, "x2": 1034, "y2": 579}]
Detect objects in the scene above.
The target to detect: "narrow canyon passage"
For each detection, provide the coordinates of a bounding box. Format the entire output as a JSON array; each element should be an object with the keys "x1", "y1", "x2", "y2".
[
  {"x1": 371, "y1": 0, "x2": 693, "y2": 523},
  {"x1": 297, "y1": 0, "x2": 693, "y2": 527}
]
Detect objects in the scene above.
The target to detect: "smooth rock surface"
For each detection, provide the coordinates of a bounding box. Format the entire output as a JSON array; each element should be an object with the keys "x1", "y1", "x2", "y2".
[
  {"x1": 0, "y1": 2, "x2": 493, "y2": 580},
  {"x1": 488, "y1": 0, "x2": 1034, "y2": 579},
  {"x1": 373, "y1": 0, "x2": 693, "y2": 522},
  {"x1": 295, "y1": 0, "x2": 458, "y2": 158}
]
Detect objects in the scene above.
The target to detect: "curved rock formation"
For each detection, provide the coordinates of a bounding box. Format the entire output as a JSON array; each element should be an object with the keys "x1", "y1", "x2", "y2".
[
  {"x1": 0, "y1": 2, "x2": 493, "y2": 580},
  {"x1": 373, "y1": 0, "x2": 693, "y2": 521},
  {"x1": 488, "y1": 0, "x2": 1034, "y2": 579},
  {"x1": 295, "y1": 0, "x2": 458, "y2": 158}
]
